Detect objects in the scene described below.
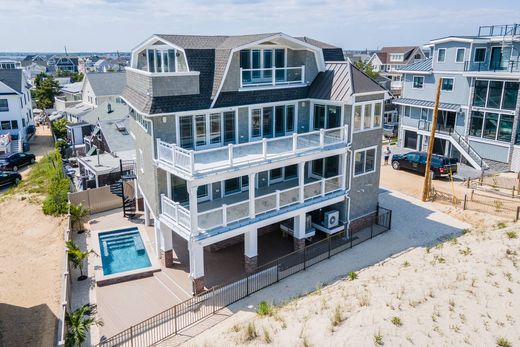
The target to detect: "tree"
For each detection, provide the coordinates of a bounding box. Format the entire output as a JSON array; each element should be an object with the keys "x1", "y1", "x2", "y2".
[
  {"x1": 66, "y1": 240, "x2": 95, "y2": 281},
  {"x1": 65, "y1": 304, "x2": 103, "y2": 347},
  {"x1": 56, "y1": 70, "x2": 84, "y2": 82},
  {"x1": 69, "y1": 203, "x2": 90, "y2": 233},
  {"x1": 35, "y1": 76, "x2": 60, "y2": 109},
  {"x1": 353, "y1": 60, "x2": 379, "y2": 79},
  {"x1": 34, "y1": 72, "x2": 47, "y2": 88},
  {"x1": 51, "y1": 118, "x2": 69, "y2": 139}
]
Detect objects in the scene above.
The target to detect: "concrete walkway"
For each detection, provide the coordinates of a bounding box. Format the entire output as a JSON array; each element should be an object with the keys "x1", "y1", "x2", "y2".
[{"x1": 157, "y1": 188, "x2": 470, "y2": 346}]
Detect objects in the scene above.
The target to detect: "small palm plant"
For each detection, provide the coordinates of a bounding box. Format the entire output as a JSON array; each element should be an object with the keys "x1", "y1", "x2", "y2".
[
  {"x1": 69, "y1": 203, "x2": 90, "y2": 234},
  {"x1": 65, "y1": 304, "x2": 103, "y2": 347},
  {"x1": 66, "y1": 240, "x2": 95, "y2": 281}
]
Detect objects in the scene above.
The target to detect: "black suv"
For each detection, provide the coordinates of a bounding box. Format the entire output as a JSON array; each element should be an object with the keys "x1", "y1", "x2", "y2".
[
  {"x1": 391, "y1": 151, "x2": 458, "y2": 179},
  {"x1": 0, "y1": 152, "x2": 36, "y2": 171},
  {"x1": 0, "y1": 171, "x2": 22, "y2": 187}
]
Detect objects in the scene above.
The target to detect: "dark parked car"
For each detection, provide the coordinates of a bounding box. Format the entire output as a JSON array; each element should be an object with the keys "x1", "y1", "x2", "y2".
[
  {"x1": 391, "y1": 151, "x2": 458, "y2": 179},
  {"x1": 0, "y1": 171, "x2": 22, "y2": 187},
  {"x1": 0, "y1": 152, "x2": 36, "y2": 171}
]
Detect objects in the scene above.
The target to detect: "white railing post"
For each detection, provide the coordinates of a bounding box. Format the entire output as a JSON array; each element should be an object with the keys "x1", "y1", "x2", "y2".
[
  {"x1": 321, "y1": 178, "x2": 326, "y2": 197},
  {"x1": 156, "y1": 138, "x2": 161, "y2": 160},
  {"x1": 171, "y1": 143, "x2": 176, "y2": 167},
  {"x1": 292, "y1": 133, "x2": 298, "y2": 153},
  {"x1": 249, "y1": 173, "x2": 256, "y2": 218},
  {"x1": 228, "y1": 144, "x2": 233, "y2": 167},
  {"x1": 190, "y1": 151, "x2": 195, "y2": 174},
  {"x1": 188, "y1": 183, "x2": 198, "y2": 236},
  {"x1": 344, "y1": 125, "x2": 349, "y2": 143},
  {"x1": 341, "y1": 153, "x2": 347, "y2": 191},
  {"x1": 320, "y1": 129, "x2": 325, "y2": 148},
  {"x1": 301, "y1": 65, "x2": 305, "y2": 84},
  {"x1": 174, "y1": 201, "x2": 179, "y2": 222},
  {"x1": 272, "y1": 66, "x2": 276, "y2": 86},
  {"x1": 262, "y1": 138, "x2": 267, "y2": 159},
  {"x1": 298, "y1": 162, "x2": 305, "y2": 203},
  {"x1": 222, "y1": 204, "x2": 228, "y2": 226},
  {"x1": 160, "y1": 193, "x2": 165, "y2": 213},
  {"x1": 276, "y1": 190, "x2": 280, "y2": 210},
  {"x1": 240, "y1": 67, "x2": 243, "y2": 88}
]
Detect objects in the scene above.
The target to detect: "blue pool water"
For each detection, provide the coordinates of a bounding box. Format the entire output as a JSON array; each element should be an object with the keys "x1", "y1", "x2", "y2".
[{"x1": 98, "y1": 228, "x2": 152, "y2": 276}]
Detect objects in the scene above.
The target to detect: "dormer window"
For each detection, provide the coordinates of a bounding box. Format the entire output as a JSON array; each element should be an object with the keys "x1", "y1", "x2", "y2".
[
  {"x1": 146, "y1": 47, "x2": 176, "y2": 73},
  {"x1": 389, "y1": 54, "x2": 404, "y2": 62}
]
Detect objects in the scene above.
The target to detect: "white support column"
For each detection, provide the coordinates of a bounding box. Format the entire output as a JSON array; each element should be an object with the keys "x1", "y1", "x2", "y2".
[
  {"x1": 133, "y1": 179, "x2": 139, "y2": 211},
  {"x1": 166, "y1": 173, "x2": 172, "y2": 199},
  {"x1": 298, "y1": 162, "x2": 305, "y2": 203},
  {"x1": 228, "y1": 144, "x2": 233, "y2": 167},
  {"x1": 189, "y1": 241, "x2": 205, "y2": 294},
  {"x1": 341, "y1": 152, "x2": 348, "y2": 191},
  {"x1": 188, "y1": 182, "x2": 199, "y2": 236},
  {"x1": 292, "y1": 133, "x2": 298, "y2": 153},
  {"x1": 244, "y1": 228, "x2": 258, "y2": 273},
  {"x1": 154, "y1": 220, "x2": 161, "y2": 259},
  {"x1": 157, "y1": 220, "x2": 173, "y2": 267},
  {"x1": 144, "y1": 202, "x2": 151, "y2": 226},
  {"x1": 249, "y1": 172, "x2": 256, "y2": 218},
  {"x1": 293, "y1": 213, "x2": 306, "y2": 251}
]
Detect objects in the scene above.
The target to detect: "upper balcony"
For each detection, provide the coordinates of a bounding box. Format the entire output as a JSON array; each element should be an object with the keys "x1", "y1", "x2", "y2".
[
  {"x1": 464, "y1": 60, "x2": 520, "y2": 74},
  {"x1": 478, "y1": 24, "x2": 520, "y2": 38},
  {"x1": 156, "y1": 125, "x2": 350, "y2": 179},
  {"x1": 240, "y1": 66, "x2": 305, "y2": 89}
]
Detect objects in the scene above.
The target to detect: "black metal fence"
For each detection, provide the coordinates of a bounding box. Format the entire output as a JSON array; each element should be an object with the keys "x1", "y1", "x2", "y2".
[{"x1": 97, "y1": 206, "x2": 392, "y2": 347}]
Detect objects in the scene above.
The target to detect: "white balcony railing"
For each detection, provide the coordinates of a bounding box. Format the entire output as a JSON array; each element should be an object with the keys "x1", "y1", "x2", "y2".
[
  {"x1": 160, "y1": 174, "x2": 344, "y2": 235},
  {"x1": 157, "y1": 125, "x2": 349, "y2": 176},
  {"x1": 240, "y1": 66, "x2": 305, "y2": 88}
]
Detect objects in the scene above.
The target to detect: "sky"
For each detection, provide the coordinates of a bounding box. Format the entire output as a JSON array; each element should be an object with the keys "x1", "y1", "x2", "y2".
[{"x1": 2, "y1": 0, "x2": 520, "y2": 52}]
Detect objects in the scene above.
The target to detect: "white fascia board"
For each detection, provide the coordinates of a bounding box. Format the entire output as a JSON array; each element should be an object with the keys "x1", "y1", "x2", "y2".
[
  {"x1": 429, "y1": 37, "x2": 485, "y2": 45},
  {"x1": 396, "y1": 70, "x2": 431, "y2": 75},
  {"x1": 130, "y1": 35, "x2": 188, "y2": 70}
]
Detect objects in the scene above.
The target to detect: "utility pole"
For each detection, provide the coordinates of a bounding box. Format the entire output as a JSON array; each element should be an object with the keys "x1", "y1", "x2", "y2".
[{"x1": 422, "y1": 77, "x2": 443, "y2": 202}]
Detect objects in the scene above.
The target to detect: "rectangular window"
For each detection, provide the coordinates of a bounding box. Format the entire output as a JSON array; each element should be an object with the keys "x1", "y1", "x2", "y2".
[
  {"x1": 363, "y1": 104, "x2": 372, "y2": 129},
  {"x1": 498, "y1": 114, "x2": 514, "y2": 142},
  {"x1": 437, "y1": 48, "x2": 446, "y2": 62},
  {"x1": 473, "y1": 80, "x2": 488, "y2": 107},
  {"x1": 1, "y1": 121, "x2": 10, "y2": 130},
  {"x1": 275, "y1": 106, "x2": 285, "y2": 136},
  {"x1": 286, "y1": 105, "x2": 295, "y2": 132},
  {"x1": 262, "y1": 107, "x2": 273, "y2": 138},
  {"x1": 251, "y1": 109, "x2": 261, "y2": 137},
  {"x1": 210, "y1": 114, "x2": 221, "y2": 144},
  {"x1": 456, "y1": 48, "x2": 465, "y2": 63},
  {"x1": 223, "y1": 111, "x2": 236, "y2": 144},
  {"x1": 474, "y1": 48, "x2": 486, "y2": 62},
  {"x1": 240, "y1": 50, "x2": 251, "y2": 82},
  {"x1": 502, "y1": 82, "x2": 519, "y2": 110},
  {"x1": 224, "y1": 178, "x2": 241, "y2": 195},
  {"x1": 314, "y1": 104, "x2": 326, "y2": 129},
  {"x1": 354, "y1": 147, "x2": 376, "y2": 176},
  {"x1": 11, "y1": 120, "x2": 18, "y2": 129},
  {"x1": 0, "y1": 99, "x2": 8, "y2": 112},
  {"x1": 179, "y1": 116, "x2": 193, "y2": 149},
  {"x1": 354, "y1": 105, "x2": 362, "y2": 131},
  {"x1": 263, "y1": 50, "x2": 273, "y2": 79},
  {"x1": 413, "y1": 76, "x2": 424, "y2": 89},
  {"x1": 324, "y1": 156, "x2": 339, "y2": 178},
  {"x1": 373, "y1": 103, "x2": 382, "y2": 127},
  {"x1": 487, "y1": 81, "x2": 504, "y2": 109},
  {"x1": 275, "y1": 49, "x2": 285, "y2": 81},
  {"x1": 195, "y1": 115, "x2": 206, "y2": 147},
  {"x1": 441, "y1": 78, "x2": 454, "y2": 91},
  {"x1": 327, "y1": 106, "x2": 341, "y2": 128},
  {"x1": 269, "y1": 168, "x2": 283, "y2": 182},
  {"x1": 147, "y1": 50, "x2": 155, "y2": 73},
  {"x1": 482, "y1": 112, "x2": 499, "y2": 139},
  {"x1": 197, "y1": 185, "x2": 208, "y2": 199},
  {"x1": 285, "y1": 164, "x2": 297, "y2": 179}
]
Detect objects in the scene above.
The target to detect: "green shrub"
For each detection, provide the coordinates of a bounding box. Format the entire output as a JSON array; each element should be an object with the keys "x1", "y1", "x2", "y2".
[
  {"x1": 391, "y1": 316, "x2": 402, "y2": 327},
  {"x1": 257, "y1": 301, "x2": 273, "y2": 316},
  {"x1": 496, "y1": 337, "x2": 512, "y2": 347},
  {"x1": 347, "y1": 271, "x2": 358, "y2": 280},
  {"x1": 506, "y1": 231, "x2": 517, "y2": 239}
]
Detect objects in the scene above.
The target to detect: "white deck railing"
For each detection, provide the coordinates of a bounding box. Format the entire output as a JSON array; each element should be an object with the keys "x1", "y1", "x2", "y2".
[
  {"x1": 240, "y1": 66, "x2": 305, "y2": 88},
  {"x1": 157, "y1": 125, "x2": 349, "y2": 176},
  {"x1": 160, "y1": 174, "x2": 344, "y2": 234}
]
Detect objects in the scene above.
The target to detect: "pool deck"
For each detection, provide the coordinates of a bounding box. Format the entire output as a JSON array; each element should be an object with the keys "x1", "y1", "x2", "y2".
[{"x1": 83, "y1": 210, "x2": 192, "y2": 339}]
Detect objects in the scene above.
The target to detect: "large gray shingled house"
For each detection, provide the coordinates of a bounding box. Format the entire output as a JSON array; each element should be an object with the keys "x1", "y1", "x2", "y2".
[{"x1": 121, "y1": 32, "x2": 389, "y2": 293}]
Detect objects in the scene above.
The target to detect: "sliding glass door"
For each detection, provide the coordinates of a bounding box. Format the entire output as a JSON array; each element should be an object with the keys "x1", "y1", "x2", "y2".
[
  {"x1": 251, "y1": 104, "x2": 296, "y2": 139},
  {"x1": 178, "y1": 111, "x2": 236, "y2": 149}
]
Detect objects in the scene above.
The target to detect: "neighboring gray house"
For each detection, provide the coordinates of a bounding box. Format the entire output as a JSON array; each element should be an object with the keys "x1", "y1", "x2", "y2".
[
  {"x1": 122, "y1": 32, "x2": 389, "y2": 293},
  {"x1": 394, "y1": 24, "x2": 520, "y2": 172}
]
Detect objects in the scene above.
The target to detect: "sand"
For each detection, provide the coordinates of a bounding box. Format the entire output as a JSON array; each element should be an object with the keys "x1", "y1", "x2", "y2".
[
  {"x1": 0, "y1": 126, "x2": 65, "y2": 347},
  {"x1": 186, "y1": 222, "x2": 520, "y2": 347}
]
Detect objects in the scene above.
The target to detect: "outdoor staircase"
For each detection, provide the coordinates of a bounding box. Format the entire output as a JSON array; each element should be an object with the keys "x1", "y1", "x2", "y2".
[
  {"x1": 109, "y1": 159, "x2": 137, "y2": 218},
  {"x1": 448, "y1": 130, "x2": 490, "y2": 172},
  {"x1": 10, "y1": 140, "x2": 20, "y2": 153}
]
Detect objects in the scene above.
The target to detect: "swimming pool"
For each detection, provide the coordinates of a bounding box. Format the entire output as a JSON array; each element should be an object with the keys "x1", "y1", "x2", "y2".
[{"x1": 98, "y1": 228, "x2": 152, "y2": 276}]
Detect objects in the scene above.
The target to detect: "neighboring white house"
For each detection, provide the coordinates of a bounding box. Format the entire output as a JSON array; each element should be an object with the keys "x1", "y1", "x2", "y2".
[{"x1": 0, "y1": 64, "x2": 34, "y2": 154}]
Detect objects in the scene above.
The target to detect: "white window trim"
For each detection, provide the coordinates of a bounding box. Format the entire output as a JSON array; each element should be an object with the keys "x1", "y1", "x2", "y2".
[
  {"x1": 176, "y1": 111, "x2": 238, "y2": 149},
  {"x1": 474, "y1": 47, "x2": 487, "y2": 63},
  {"x1": 352, "y1": 100, "x2": 383, "y2": 133},
  {"x1": 412, "y1": 75, "x2": 424, "y2": 89},
  {"x1": 455, "y1": 48, "x2": 466, "y2": 63},
  {"x1": 441, "y1": 77, "x2": 455, "y2": 93},
  {"x1": 353, "y1": 145, "x2": 378, "y2": 177},
  {"x1": 309, "y1": 101, "x2": 344, "y2": 130},
  {"x1": 248, "y1": 102, "x2": 298, "y2": 141},
  {"x1": 437, "y1": 48, "x2": 446, "y2": 63}
]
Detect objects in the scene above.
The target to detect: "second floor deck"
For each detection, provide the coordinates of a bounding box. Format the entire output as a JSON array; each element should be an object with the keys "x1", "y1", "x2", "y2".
[{"x1": 157, "y1": 125, "x2": 350, "y2": 178}]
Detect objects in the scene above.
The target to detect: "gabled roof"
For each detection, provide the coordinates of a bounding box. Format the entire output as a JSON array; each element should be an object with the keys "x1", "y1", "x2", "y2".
[
  {"x1": 295, "y1": 37, "x2": 344, "y2": 62},
  {"x1": 375, "y1": 46, "x2": 422, "y2": 64},
  {"x1": 85, "y1": 72, "x2": 126, "y2": 97},
  {"x1": 98, "y1": 117, "x2": 135, "y2": 154},
  {"x1": 308, "y1": 62, "x2": 386, "y2": 102},
  {"x1": 82, "y1": 100, "x2": 129, "y2": 125},
  {"x1": 398, "y1": 58, "x2": 432, "y2": 72},
  {"x1": 0, "y1": 69, "x2": 24, "y2": 94}
]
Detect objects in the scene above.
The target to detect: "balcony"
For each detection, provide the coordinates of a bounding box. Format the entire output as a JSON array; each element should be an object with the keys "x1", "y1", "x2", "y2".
[
  {"x1": 240, "y1": 66, "x2": 305, "y2": 88},
  {"x1": 463, "y1": 61, "x2": 520, "y2": 74},
  {"x1": 157, "y1": 125, "x2": 349, "y2": 177},
  {"x1": 478, "y1": 24, "x2": 520, "y2": 37},
  {"x1": 160, "y1": 174, "x2": 345, "y2": 239}
]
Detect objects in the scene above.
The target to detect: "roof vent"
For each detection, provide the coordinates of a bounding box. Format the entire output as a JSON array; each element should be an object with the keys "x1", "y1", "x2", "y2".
[{"x1": 107, "y1": 103, "x2": 112, "y2": 113}]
